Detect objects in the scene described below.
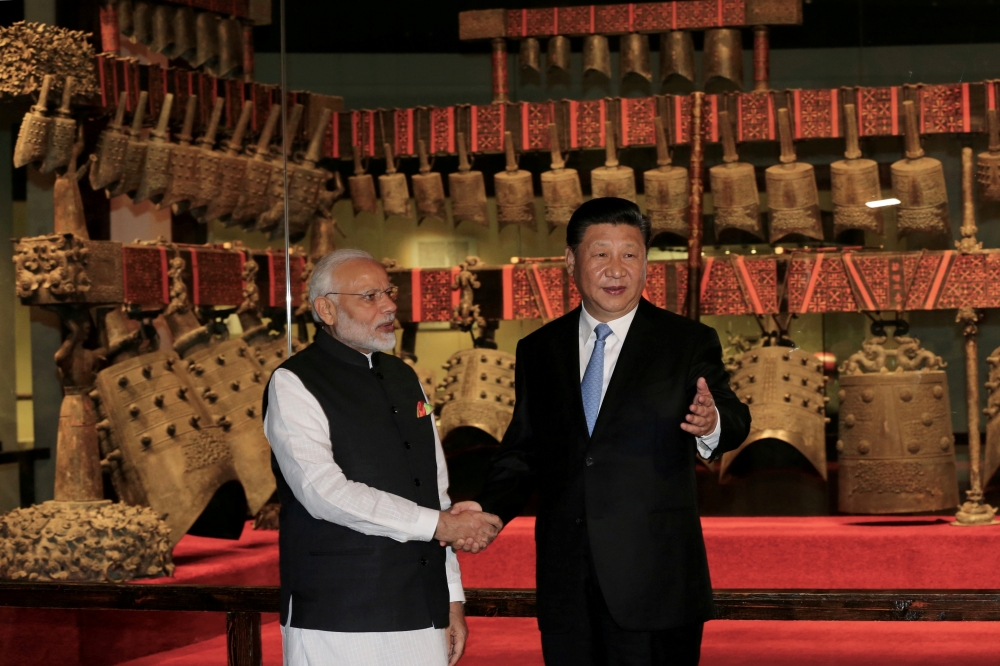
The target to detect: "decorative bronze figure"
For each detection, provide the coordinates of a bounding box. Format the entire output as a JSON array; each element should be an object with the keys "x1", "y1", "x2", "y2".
[
  {"x1": 591, "y1": 120, "x2": 636, "y2": 202},
  {"x1": 766, "y1": 101, "x2": 823, "y2": 243},
  {"x1": 494, "y1": 131, "x2": 535, "y2": 229},
  {"x1": 704, "y1": 29, "x2": 744, "y2": 92},
  {"x1": 710, "y1": 108, "x2": 763, "y2": 241},
  {"x1": 659, "y1": 31, "x2": 696, "y2": 92},
  {"x1": 380, "y1": 141, "x2": 413, "y2": 219},
  {"x1": 541, "y1": 123, "x2": 583, "y2": 231},
  {"x1": 831, "y1": 101, "x2": 884, "y2": 237},
  {"x1": 133, "y1": 93, "x2": 175, "y2": 205},
  {"x1": 644, "y1": 115, "x2": 689, "y2": 241},
  {"x1": 449, "y1": 131, "x2": 488, "y2": 227},
  {"x1": 892, "y1": 99, "x2": 950, "y2": 239},
  {"x1": 13, "y1": 73, "x2": 53, "y2": 169},
  {"x1": 412, "y1": 138, "x2": 446, "y2": 222}
]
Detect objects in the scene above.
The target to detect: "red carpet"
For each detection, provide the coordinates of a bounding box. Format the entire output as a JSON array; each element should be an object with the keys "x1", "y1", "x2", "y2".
[{"x1": 4, "y1": 516, "x2": 1000, "y2": 665}]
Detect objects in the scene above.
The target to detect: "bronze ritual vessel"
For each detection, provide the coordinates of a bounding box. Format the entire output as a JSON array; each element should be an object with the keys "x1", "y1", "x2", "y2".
[
  {"x1": 547, "y1": 35, "x2": 570, "y2": 74},
  {"x1": 449, "y1": 131, "x2": 489, "y2": 226},
  {"x1": 40, "y1": 77, "x2": 77, "y2": 174},
  {"x1": 255, "y1": 102, "x2": 305, "y2": 234},
  {"x1": 14, "y1": 74, "x2": 53, "y2": 169},
  {"x1": 583, "y1": 35, "x2": 611, "y2": 79},
  {"x1": 380, "y1": 141, "x2": 414, "y2": 219},
  {"x1": 106, "y1": 92, "x2": 150, "y2": 199},
  {"x1": 133, "y1": 93, "x2": 176, "y2": 205},
  {"x1": 348, "y1": 143, "x2": 378, "y2": 216},
  {"x1": 710, "y1": 108, "x2": 764, "y2": 241},
  {"x1": 228, "y1": 103, "x2": 282, "y2": 225},
  {"x1": 977, "y1": 85, "x2": 1000, "y2": 202},
  {"x1": 643, "y1": 115, "x2": 689, "y2": 241},
  {"x1": 201, "y1": 100, "x2": 255, "y2": 224},
  {"x1": 160, "y1": 94, "x2": 201, "y2": 213},
  {"x1": 620, "y1": 33, "x2": 652, "y2": 82},
  {"x1": 765, "y1": 101, "x2": 823, "y2": 243},
  {"x1": 591, "y1": 120, "x2": 636, "y2": 202},
  {"x1": 436, "y1": 348, "x2": 516, "y2": 444},
  {"x1": 194, "y1": 11, "x2": 220, "y2": 70},
  {"x1": 412, "y1": 138, "x2": 447, "y2": 222},
  {"x1": 659, "y1": 31, "x2": 696, "y2": 92},
  {"x1": 520, "y1": 37, "x2": 541, "y2": 73},
  {"x1": 89, "y1": 92, "x2": 129, "y2": 191},
  {"x1": 720, "y1": 345, "x2": 829, "y2": 482},
  {"x1": 703, "y1": 29, "x2": 744, "y2": 92},
  {"x1": 187, "y1": 96, "x2": 228, "y2": 219},
  {"x1": 494, "y1": 130, "x2": 536, "y2": 229},
  {"x1": 891, "y1": 99, "x2": 950, "y2": 239},
  {"x1": 541, "y1": 123, "x2": 583, "y2": 230},
  {"x1": 837, "y1": 335, "x2": 959, "y2": 514},
  {"x1": 831, "y1": 102, "x2": 884, "y2": 237}
]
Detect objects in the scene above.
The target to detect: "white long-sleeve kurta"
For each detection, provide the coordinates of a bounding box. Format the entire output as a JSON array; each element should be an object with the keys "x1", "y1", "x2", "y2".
[{"x1": 264, "y1": 357, "x2": 463, "y2": 666}]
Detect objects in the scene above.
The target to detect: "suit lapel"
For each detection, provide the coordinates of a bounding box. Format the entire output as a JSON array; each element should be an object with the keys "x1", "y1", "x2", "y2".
[
  {"x1": 548, "y1": 307, "x2": 590, "y2": 441},
  {"x1": 590, "y1": 299, "x2": 657, "y2": 442}
]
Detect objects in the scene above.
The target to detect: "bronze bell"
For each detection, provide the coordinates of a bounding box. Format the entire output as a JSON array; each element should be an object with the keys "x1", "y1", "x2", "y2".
[
  {"x1": 89, "y1": 92, "x2": 129, "y2": 191},
  {"x1": 133, "y1": 1, "x2": 153, "y2": 45},
  {"x1": 134, "y1": 93, "x2": 176, "y2": 205},
  {"x1": 200, "y1": 100, "x2": 253, "y2": 223},
  {"x1": 118, "y1": 0, "x2": 134, "y2": 38},
  {"x1": 583, "y1": 35, "x2": 611, "y2": 79},
  {"x1": 41, "y1": 77, "x2": 77, "y2": 174},
  {"x1": 173, "y1": 6, "x2": 196, "y2": 63},
  {"x1": 161, "y1": 95, "x2": 202, "y2": 213},
  {"x1": 217, "y1": 18, "x2": 243, "y2": 78},
  {"x1": 380, "y1": 142, "x2": 413, "y2": 219},
  {"x1": 194, "y1": 12, "x2": 219, "y2": 70},
  {"x1": 412, "y1": 139, "x2": 446, "y2": 222},
  {"x1": 591, "y1": 120, "x2": 636, "y2": 202},
  {"x1": 978, "y1": 107, "x2": 1000, "y2": 202},
  {"x1": 831, "y1": 102, "x2": 884, "y2": 238},
  {"x1": 449, "y1": 131, "x2": 488, "y2": 227},
  {"x1": 620, "y1": 33, "x2": 652, "y2": 82},
  {"x1": 151, "y1": 3, "x2": 176, "y2": 57},
  {"x1": 703, "y1": 29, "x2": 744, "y2": 93},
  {"x1": 495, "y1": 131, "x2": 536, "y2": 229},
  {"x1": 710, "y1": 108, "x2": 764, "y2": 241},
  {"x1": 541, "y1": 123, "x2": 583, "y2": 230},
  {"x1": 256, "y1": 102, "x2": 304, "y2": 233},
  {"x1": 284, "y1": 107, "x2": 336, "y2": 240},
  {"x1": 13, "y1": 74, "x2": 53, "y2": 169},
  {"x1": 643, "y1": 115, "x2": 689, "y2": 241},
  {"x1": 187, "y1": 96, "x2": 227, "y2": 218},
  {"x1": 547, "y1": 35, "x2": 570, "y2": 75},
  {"x1": 349, "y1": 143, "x2": 378, "y2": 216},
  {"x1": 519, "y1": 38, "x2": 540, "y2": 74},
  {"x1": 106, "y1": 92, "x2": 149, "y2": 199},
  {"x1": 659, "y1": 31, "x2": 696, "y2": 92},
  {"x1": 228, "y1": 103, "x2": 281, "y2": 224},
  {"x1": 891, "y1": 99, "x2": 950, "y2": 239},
  {"x1": 765, "y1": 100, "x2": 823, "y2": 243}
]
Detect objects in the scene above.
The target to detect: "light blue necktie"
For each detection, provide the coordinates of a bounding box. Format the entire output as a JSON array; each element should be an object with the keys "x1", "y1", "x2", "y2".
[{"x1": 582, "y1": 323, "x2": 613, "y2": 436}]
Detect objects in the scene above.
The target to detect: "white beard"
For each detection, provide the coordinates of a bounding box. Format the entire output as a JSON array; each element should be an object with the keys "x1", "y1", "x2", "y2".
[{"x1": 334, "y1": 311, "x2": 396, "y2": 353}]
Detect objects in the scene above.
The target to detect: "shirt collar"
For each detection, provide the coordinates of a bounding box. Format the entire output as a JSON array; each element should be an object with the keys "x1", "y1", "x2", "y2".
[{"x1": 579, "y1": 302, "x2": 640, "y2": 344}]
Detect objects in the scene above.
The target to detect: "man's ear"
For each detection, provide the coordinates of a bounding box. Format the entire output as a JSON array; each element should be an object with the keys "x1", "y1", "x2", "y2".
[
  {"x1": 564, "y1": 246, "x2": 576, "y2": 273},
  {"x1": 314, "y1": 296, "x2": 338, "y2": 329}
]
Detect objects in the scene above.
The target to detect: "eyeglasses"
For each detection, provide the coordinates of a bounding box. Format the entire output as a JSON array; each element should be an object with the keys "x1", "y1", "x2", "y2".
[{"x1": 325, "y1": 286, "x2": 399, "y2": 305}]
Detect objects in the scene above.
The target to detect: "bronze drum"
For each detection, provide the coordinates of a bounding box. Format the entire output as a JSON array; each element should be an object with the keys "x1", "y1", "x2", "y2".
[{"x1": 436, "y1": 349, "x2": 516, "y2": 444}]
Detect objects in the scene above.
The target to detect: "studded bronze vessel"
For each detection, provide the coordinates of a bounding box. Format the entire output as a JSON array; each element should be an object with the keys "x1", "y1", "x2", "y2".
[
  {"x1": 436, "y1": 348, "x2": 516, "y2": 443},
  {"x1": 541, "y1": 123, "x2": 583, "y2": 231},
  {"x1": 831, "y1": 102, "x2": 884, "y2": 237},
  {"x1": 591, "y1": 120, "x2": 636, "y2": 202},
  {"x1": 495, "y1": 131, "x2": 535, "y2": 229},
  {"x1": 644, "y1": 115, "x2": 688, "y2": 241},
  {"x1": 766, "y1": 102, "x2": 823, "y2": 243},
  {"x1": 892, "y1": 99, "x2": 950, "y2": 239},
  {"x1": 710, "y1": 108, "x2": 763, "y2": 241}
]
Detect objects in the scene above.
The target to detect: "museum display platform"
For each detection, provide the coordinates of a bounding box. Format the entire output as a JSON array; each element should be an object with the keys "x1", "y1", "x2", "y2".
[{"x1": 4, "y1": 515, "x2": 1000, "y2": 665}]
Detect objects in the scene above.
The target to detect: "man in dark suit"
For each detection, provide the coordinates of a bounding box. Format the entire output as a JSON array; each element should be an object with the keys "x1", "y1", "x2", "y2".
[{"x1": 451, "y1": 198, "x2": 751, "y2": 665}]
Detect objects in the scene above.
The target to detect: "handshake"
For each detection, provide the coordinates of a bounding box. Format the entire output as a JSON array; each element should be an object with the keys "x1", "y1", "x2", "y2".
[{"x1": 434, "y1": 501, "x2": 502, "y2": 553}]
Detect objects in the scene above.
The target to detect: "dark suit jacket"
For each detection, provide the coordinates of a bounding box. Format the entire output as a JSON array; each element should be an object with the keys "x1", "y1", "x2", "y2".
[{"x1": 477, "y1": 299, "x2": 751, "y2": 633}]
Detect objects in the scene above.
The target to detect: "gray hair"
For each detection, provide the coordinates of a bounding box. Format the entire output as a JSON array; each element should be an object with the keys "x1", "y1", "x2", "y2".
[{"x1": 309, "y1": 249, "x2": 376, "y2": 322}]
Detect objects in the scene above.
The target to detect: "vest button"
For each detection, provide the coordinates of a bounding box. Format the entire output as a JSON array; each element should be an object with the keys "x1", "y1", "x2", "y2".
[
  {"x1": 392, "y1": 406, "x2": 398, "y2": 414},
  {"x1": 420, "y1": 557, "x2": 427, "y2": 566},
  {"x1": 585, "y1": 457, "x2": 594, "y2": 467},
  {"x1": 414, "y1": 478, "x2": 421, "y2": 486},
  {"x1": 575, "y1": 518, "x2": 584, "y2": 525},
  {"x1": 404, "y1": 442, "x2": 411, "y2": 449}
]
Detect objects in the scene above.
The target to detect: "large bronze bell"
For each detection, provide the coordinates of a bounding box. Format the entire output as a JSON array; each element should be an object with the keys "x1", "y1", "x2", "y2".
[
  {"x1": 41, "y1": 77, "x2": 77, "y2": 174},
  {"x1": 519, "y1": 38, "x2": 540, "y2": 74},
  {"x1": 541, "y1": 123, "x2": 583, "y2": 230},
  {"x1": 659, "y1": 31, "x2": 696, "y2": 92},
  {"x1": 891, "y1": 99, "x2": 950, "y2": 239},
  {"x1": 765, "y1": 102, "x2": 823, "y2": 243},
  {"x1": 620, "y1": 33, "x2": 652, "y2": 82},
  {"x1": 831, "y1": 102, "x2": 883, "y2": 238},
  {"x1": 721, "y1": 345, "x2": 829, "y2": 482},
  {"x1": 201, "y1": 100, "x2": 253, "y2": 224},
  {"x1": 188, "y1": 97, "x2": 228, "y2": 219},
  {"x1": 380, "y1": 142, "x2": 413, "y2": 219},
  {"x1": 256, "y1": 103, "x2": 304, "y2": 233},
  {"x1": 583, "y1": 35, "x2": 611, "y2": 79},
  {"x1": 494, "y1": 131, "x2": 535, "y2": 229},
  {"x1": 547, "y1": 35, "x2": 570, "y2": 75},
  {"x1": 978, "y1": 106, "x2": 1000, "y2": 202},
  {"x1": 436, "y1": 349, "x2": 516, "y2": 443},
  {"x1": 449, "y1": 131, "x2": 488, "y2": 227},
  {"x1": 591, "y1": 120, "x2": 636, "y2": 202},
  {"x1": 160, "y1": 95, "x2": 201, "y2": 213},
  {"x1": 643, "y1": 115, "x2": 688, "y2": 241},
  {"x1": 106, "y1": 92, "x2": 149, "y2": 199},
  {"x1": 217, "y1": 18, "x2": 243, "y2": 78},
  {"x1": 837, "y1": 336, "x2": 959, "y2": 514},
  {"x1": 172, "y1": 6, "x2": 196, "y2": 63},
  {"x1": 703, "y1": 29, "x2": 744, "y2": 93},
  {"x1": 132, "y1": 0, "x2": 153, "y2": 45},
  {"x1": 412, "y1": 138, "x2": 446, "y2": 222},
  {"x1": 194, "y1": 11, "x2": 220, "y2": 70},
  {"x1": 14, "y1": 74, "x2": 53, "y2": 169},
  {"x1": 133, "y1": 93, "x2": 175, "y2": 205},
  {"x1": 710, "y1": 108, "x2": 763, "y2": 241},
  {"x1": 150, "y1": 3, "x2": 176, "y2": 57},
  {"x1": 89, "y1": 92, "x2": 129, "y2": 191},
  {"x1": 349, "y1": 143, "x2": 378, "y2": 216},
  {"x1": 229, "y1": 103, "x2": 282, "y2": 225},
  {"x1": 284, "y1": 108, "x2": 336, "y2": 240}
]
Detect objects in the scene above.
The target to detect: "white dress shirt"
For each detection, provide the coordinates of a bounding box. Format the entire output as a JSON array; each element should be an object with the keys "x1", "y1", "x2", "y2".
[
  {"x1": 264, "y1": 354, "x2": 462, "y2": 666},
  {"x1": 578, "y1": 304, "x2": 722, "y2": 458}
]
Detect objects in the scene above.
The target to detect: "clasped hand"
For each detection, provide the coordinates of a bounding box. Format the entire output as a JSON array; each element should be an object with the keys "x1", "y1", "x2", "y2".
[{"x1": 434, "y1": 501, "x2": 502, "y2": 553}]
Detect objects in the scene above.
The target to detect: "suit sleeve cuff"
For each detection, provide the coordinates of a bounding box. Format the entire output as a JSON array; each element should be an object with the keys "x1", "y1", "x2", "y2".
[{"x1": 415, "y1": 506, "x2": 440, "y2": 542}]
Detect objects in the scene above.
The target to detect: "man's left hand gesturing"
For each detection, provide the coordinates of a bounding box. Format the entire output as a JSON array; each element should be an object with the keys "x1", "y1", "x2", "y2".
[
  {"x1": 680, "y1": 377, "x2": 718, "y2": 436},
  {"x1": 446, "y1": 601, "x2": 468, "y2": 665}
]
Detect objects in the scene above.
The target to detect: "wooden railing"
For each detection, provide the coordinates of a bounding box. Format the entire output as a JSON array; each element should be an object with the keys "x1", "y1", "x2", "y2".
[{"x1": 2, "y1": 583, "x2": 999, "y2": 665}]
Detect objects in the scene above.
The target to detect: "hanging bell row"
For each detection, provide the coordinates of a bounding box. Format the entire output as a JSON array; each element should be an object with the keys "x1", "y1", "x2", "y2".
[
  {"x1": 115, "y1": 0, "x2": 250, "y2": 78},
  {"x1": 515, "y1": 30, "x2": 744, "y2": 92}
]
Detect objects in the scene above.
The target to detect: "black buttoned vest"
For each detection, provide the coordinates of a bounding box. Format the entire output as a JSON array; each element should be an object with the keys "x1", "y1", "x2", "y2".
[{"x1": 262, "y1": 331, "x2": 449, "y2": 632}]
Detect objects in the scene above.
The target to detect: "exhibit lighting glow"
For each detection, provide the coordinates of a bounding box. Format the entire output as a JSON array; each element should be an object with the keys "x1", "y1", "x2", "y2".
[{"x1": 866, "y1": 198, "x2": 902, "y2": 208}]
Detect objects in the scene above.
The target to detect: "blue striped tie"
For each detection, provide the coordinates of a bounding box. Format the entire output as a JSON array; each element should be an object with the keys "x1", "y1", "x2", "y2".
[{"x1": 581, "y1": 323, "x2": 613, "y2": 436}]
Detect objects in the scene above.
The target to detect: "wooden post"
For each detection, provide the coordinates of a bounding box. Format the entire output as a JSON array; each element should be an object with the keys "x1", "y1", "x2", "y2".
[
  {"x1": 687, "y1": 92, "x2": 705, "y2": 321},
  {"x1": 753, "y1": 26, "x2": 769, "y2": 91},
  {"x1": 491, "y1": 38, "x2": 510, "y2": 104},
  {"x1": 227, "y1": 611, "x2": 263, "y2": 666}
]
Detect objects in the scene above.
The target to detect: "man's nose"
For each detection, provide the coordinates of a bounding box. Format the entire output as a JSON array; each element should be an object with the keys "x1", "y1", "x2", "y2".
[
  {"x1": 382, "y1": 296, "x2": 398, "y2": 316},
  {"x1": 605, "y1": 257, "x2": 626, "y2": 277}
]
